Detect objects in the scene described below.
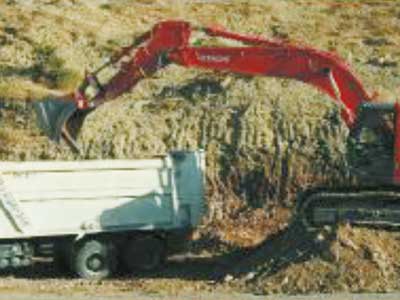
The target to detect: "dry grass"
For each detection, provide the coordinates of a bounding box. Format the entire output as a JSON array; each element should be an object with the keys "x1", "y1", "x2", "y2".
[{"x1": 1, "y1": 0, "x2": 400, "y2": 262}]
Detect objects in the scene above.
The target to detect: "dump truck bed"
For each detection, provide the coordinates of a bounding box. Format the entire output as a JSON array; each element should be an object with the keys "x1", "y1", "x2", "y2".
[{"x1": 0, "y1": 151, "x2": 205, "y2": 239}]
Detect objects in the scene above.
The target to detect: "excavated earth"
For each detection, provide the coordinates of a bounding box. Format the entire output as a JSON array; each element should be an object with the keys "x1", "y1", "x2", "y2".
[{"x1": 1, "y1": 0, "x2": 400, "y2": 296}]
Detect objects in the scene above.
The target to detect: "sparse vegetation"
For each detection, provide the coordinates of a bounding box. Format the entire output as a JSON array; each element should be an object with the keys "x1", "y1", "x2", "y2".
[{"x1": 31, "y1": 44, "x2": 81, "y2": 90}]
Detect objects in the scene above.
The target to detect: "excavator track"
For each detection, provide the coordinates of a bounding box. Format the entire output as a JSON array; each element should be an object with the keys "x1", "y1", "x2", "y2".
[{"x1": 297, "y1": 187, "x2": 400, "y2": 230}]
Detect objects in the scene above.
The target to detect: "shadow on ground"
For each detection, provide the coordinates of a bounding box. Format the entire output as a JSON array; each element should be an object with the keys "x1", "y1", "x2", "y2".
[{"x1": 0, "y1": 221, "x2": 328, "y2": 283}]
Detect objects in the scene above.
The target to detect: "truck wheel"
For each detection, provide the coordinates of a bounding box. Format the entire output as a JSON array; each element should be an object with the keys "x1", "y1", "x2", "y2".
[
  {"x1": 122, "y1": 236, "x2": 165, "y2": 273},
  {"x1": 72, "y1": 239, "x2": 117, "y2": 280}
]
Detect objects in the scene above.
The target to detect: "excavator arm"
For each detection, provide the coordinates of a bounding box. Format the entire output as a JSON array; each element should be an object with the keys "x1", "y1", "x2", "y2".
[
  {"x1": 35, "y1": 20, "x2": 400, "y2": 230},
  {"x1": 34, "y1": 20, "x2": 373, "y2": 150}
]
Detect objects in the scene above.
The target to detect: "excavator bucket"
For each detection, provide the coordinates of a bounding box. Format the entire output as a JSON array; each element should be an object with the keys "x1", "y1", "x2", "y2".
[
  {"x1": 34, "y1": 99, "x2": 77, "y2": 142},
  {"x1": 33, "y1": 99, "x2": 92, "y2": 152}
]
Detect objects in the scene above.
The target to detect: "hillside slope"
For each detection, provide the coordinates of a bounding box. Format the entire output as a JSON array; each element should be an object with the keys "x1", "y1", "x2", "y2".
[{"x1": 1, "y1": 1, "x2": 400, "y2": 294}]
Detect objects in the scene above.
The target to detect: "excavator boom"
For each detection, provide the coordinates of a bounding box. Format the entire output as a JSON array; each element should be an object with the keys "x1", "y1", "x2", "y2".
[
  {"x1": 34, "y1": 20, "x2": 400, "y2": 230},
  {"x1": 35, "y1": 20, "x2": 372, "y2": 146}
]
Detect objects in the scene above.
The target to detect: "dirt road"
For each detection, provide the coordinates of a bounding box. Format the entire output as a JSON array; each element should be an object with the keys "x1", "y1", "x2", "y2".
[{"x1": 0, "y1": 292, "x2": 399, "y2": 300}]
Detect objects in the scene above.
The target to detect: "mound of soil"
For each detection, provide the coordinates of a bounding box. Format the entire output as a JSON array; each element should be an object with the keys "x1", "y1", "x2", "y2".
[
  {"x1": 0, "y1": 96, "x2": 349, "y2": 247},
  {"x1": 228, "y1": 224, "x2": 400, "y2": 295}
]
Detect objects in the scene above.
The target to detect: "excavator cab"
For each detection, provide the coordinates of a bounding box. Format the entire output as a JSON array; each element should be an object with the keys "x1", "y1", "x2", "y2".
[
  {"x1": 299, "y1": 102, "x2": 400, "y2": 230},
  {"x1": 349, "y1": 102, "x2": 396, "y2": 185}
]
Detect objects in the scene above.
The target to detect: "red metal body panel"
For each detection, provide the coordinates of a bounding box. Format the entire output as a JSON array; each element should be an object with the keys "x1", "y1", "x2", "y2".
[
  {"x1": 168, "y1": 46, "x2": 370, "y2": 126},
  {"x1": 83, "y1": 20, "x2": 371, "y2": 127},
  {"x1": 92, "y1": 21, "x2": 192, "y2": 103}
]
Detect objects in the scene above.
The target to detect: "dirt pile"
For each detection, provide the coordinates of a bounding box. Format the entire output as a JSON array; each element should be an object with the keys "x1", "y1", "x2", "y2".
[
  {"x1": 0, "y1": 92, "x2": 350, "y2": 246},
  {"x1": 229, "y1": 224, "x2": 400, "y2": 294}
]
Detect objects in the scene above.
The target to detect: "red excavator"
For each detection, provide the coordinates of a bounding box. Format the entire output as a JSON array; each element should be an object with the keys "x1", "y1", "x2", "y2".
[{"x1": 34, "y1": 20, "x2": 400, "y2": 230}]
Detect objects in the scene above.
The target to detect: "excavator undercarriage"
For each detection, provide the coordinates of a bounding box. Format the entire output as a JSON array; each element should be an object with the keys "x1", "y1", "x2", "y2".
[
  {"x1": 297, "y1": 102, "x2": 400, "y2": 230},
  {"x1": 298, "y1": 188, "x2": 400, "y2": 230}
]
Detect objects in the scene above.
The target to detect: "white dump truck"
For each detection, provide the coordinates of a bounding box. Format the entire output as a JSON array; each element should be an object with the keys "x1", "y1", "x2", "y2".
[{"x1": 0, "y1": 150, "x2": 205, "y2": 279}]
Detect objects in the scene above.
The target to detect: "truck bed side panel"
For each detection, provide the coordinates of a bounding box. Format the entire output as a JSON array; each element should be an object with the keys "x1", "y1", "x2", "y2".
[{"x1": 0, "y1": 160, "x2": 174, "y2": 237}]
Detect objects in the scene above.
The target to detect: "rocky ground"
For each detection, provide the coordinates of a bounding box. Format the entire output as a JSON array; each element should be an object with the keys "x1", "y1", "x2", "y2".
[{"x1": 1, "y1": 224, "x2": 400, "y2": 297}]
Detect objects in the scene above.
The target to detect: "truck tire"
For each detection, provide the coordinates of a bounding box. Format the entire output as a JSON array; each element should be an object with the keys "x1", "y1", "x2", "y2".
[
  {"x1": 71, "y1": 239, "x2": 117, "y2": 280},
  {"x1": 122, "y1": 236, "x2": 165, "y2": 273}
]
